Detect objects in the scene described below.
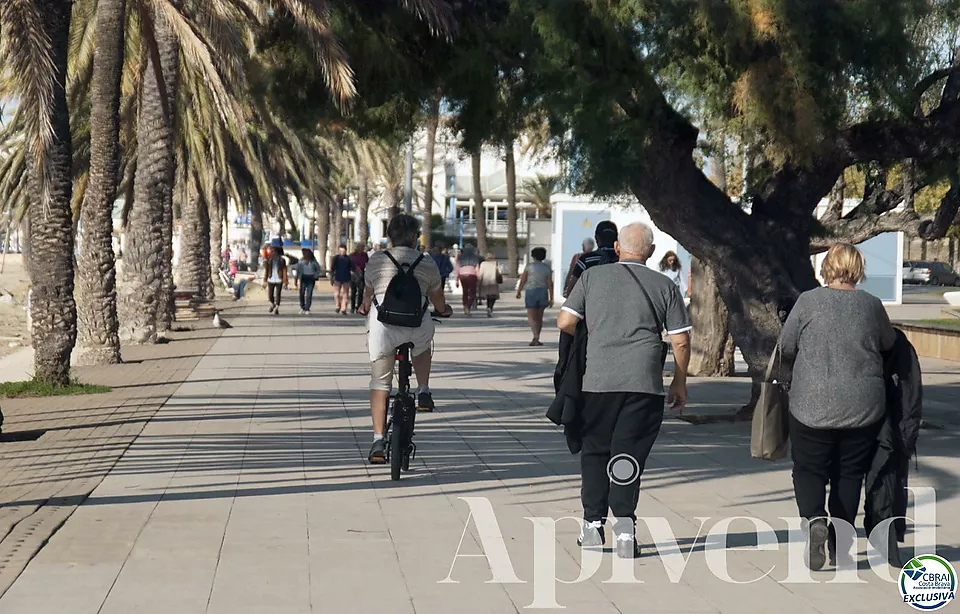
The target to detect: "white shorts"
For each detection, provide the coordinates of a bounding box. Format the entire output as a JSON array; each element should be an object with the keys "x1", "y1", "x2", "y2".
[{"x1": 367, "y1": 310, "x2": 435, "y2": 391}]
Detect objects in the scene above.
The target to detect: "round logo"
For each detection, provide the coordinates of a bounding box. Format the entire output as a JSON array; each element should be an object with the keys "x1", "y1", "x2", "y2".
[
  {"x1": 606, "y1": 453, "x2": 641, "y2": 486},
  {"x1": 899, "y1": 554, "x2": 956, "y2": 611}
]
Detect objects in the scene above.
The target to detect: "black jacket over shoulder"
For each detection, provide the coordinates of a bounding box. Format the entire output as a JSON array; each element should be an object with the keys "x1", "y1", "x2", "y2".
[
  {"x1": 864, "y1": 330, "x2": 923, "y2": 543},
  {"x1": 547, "y1": 320, "x2": 587, "y2": 454}
]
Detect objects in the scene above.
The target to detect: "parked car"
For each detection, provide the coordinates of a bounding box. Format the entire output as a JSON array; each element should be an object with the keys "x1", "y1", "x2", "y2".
[{"x1": 904, "y1": 260, "x2": 960, "y2": 286}]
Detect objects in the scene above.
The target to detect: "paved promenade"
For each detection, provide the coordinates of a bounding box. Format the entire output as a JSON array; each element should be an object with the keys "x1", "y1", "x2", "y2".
[{"x1": 0, "y1": 297, "x2": 958, "y2": 613}]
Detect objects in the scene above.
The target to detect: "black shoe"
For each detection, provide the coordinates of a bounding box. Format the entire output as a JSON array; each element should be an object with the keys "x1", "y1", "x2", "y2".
[
  {"x1": 368, "y1": 439, "x2": 386, "y2": 464},
  {"x1": 806, "y1": 518, "x2": 828, "y2": 571},
  {"x1": 417, "y1": 391, "x2": 435, "y2": 412},
  {"x1": 615, "y1": 533, "x2": 641, "y2": 559},
  {"x1": 577, "y1": 520, "x2": 605, "y2": 547}
]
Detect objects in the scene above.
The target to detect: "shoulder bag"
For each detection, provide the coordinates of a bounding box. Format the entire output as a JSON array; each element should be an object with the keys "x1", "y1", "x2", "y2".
[{"x1": 750, "y1": 344, "x2": 790, "y2": 461}]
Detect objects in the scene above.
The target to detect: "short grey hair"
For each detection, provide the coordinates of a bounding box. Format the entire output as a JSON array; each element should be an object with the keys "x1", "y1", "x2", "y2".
[
  {"x1": 618, "y1": 223, "x2": 655, "y2": 255},
  {"x1": 582, "y1": 238, "x2": 595, "y2": 252}
]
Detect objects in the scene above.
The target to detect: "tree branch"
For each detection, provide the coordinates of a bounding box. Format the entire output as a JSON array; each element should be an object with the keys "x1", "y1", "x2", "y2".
[
  {"x1": 811, "y1": 210, "x2": 920, "y2": 254},
  {"x1": 918, "y1": 174, "x2": 960, "y2": 240},
  {"x1": 913, "y1": 66, "x2": 960, "y2": 102}
]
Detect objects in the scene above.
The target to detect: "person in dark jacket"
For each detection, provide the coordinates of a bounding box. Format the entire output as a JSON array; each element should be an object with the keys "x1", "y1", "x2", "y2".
[{"x1": 864, "y1": 329, "x2": 922, "y2": 568}]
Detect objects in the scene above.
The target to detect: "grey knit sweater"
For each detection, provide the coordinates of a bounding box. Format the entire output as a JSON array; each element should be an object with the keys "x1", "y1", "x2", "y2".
[{"x1": 778, "y1": 287, "x2": 896, "y2": 429}]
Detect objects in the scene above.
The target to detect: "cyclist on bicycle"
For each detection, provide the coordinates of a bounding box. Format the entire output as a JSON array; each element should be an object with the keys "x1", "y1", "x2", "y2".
[{"x1": 359, "y1": 214, "x2": 452, "y2": 464}]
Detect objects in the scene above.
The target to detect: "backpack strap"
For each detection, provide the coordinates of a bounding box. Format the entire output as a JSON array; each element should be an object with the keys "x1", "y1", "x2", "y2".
[{"x1": 382, "y1": 250, "x2": 403, "y2": 271}]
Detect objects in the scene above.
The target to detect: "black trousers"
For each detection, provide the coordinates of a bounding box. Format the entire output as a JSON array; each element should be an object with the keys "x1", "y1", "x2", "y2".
[
  {"x1": 580, "y1": 392, "x2": 664, "y2": 531},
  {"x1": 268, "y1": 282, "x2": 282, "y2": 307},
  {"x1": 350, "y1": 272, "x2": 365, "y2": 312},
  {"x1": 299, "y1": 276, "x2": 316, "y2": 310},
  {"x1": 790, "y1": 415, "x2": 882, "y2": 524}
]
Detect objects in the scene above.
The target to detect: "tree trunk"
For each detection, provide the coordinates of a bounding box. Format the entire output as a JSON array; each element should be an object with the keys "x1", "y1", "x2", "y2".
[
  {"x1": 385, "y1": 185, "x2": 400, "y2": 226},
  {"x1": 279, "y1": 191, "x2": 298, "y2": 242},
  {"x1": 423, "y1": 94, "x2": 441, "y2": 249},
  {"x1": 504, "y1": 140, "x2": 519, "y2": 275},
  {"x1": 315, "y1": 198, "x2": 330, "y2": 270},
  {"x1": 199, "y1": 188, "x2": 213, "y2": 299},
  {"x1": 208, "y1": 180, "x2": 225, "y2": 295},
  {"x1": 358, "y1": 177, "x2": 370, "y2": 248},
  {"x1": 330, "y1": 195, "x2": 343, "y2": 263},
  {"x1": 76, "y1": 0, "x2": 125, "y2": 366},
  {"x1": 156, "y1": 24, "x2": 179, "y2": 336},
  {"x1": 688, "y1": 257, "x2": 735, "y2": 377},
  {"x1": 921, "y1": 240, "x2": 928, "y2": 259},
  {"x1": 27, "y1": 0, "x2": 76, "y2": 386},
  {"x1": 471, "y1": 149, "x2": 488, "y2": 254},
  {"x1": 249, "y1": 195, "x2": 263, "y2": 270},
  {"x1": 628, "y1": 140, "x2": 818, "y2": 412},
  {"x1": 118, "y1": 7, "x2": 177, "y2": 344},
  {"x1": 177, "y1": 175, "x2": 207, "y2": 298}
]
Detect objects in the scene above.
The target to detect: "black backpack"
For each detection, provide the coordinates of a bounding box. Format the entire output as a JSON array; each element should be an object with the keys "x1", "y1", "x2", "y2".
[{"x1": 374, "y1": 251, "x2": 428, "y2": 328}]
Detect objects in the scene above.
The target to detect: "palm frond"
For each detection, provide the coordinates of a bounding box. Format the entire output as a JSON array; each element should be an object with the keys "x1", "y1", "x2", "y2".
[{"x1": 0, "y1": 0, "x2": 57, "y2": 159}]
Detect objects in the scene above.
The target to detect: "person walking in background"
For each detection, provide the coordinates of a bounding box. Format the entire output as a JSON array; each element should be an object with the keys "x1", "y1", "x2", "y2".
[
  {"x1": 431, "y1": 246, "x2": 455, "y2": 294},
  {"x1": 563, "y1": 237, "x2": 595, "y2": 298},
  {"x1": 263, "y1": 243, "x2": 288, "y2": 315},
  {"x1": 779, "y1": 242, "x2": 896, "y2": 571},
  {"x1": 557, "y1": 222, "x2": 691, "y2": 559},
  {"x1": 478, "y1": 252, "x2": 502, "y2": 317},
  {"x1": 350, "y1": 245, "x2": 370, "y2": 314},
  {"x1": 456, "y1": 243, "x2": 481, "y2": 316},
  {"x1": 567, "y1": 221, "x2": 619, "y2": 294},
  {"x1": 658, "y1": 251, "x2": 688, "y2": 297},
  {"x1": 516, "y1": 247, "x2": 554, "y2": 346},
  {"x1": 331, "y1": 244, "x2": 354, "y2": 315},
  {"x1": 295, "y1": 248, "x2": 322, "y2": 315}
]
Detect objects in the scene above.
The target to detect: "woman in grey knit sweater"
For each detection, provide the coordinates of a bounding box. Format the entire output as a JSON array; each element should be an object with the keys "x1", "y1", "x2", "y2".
[{"x1": 779, "y1": 243, "x2": 896, "y2": 571}]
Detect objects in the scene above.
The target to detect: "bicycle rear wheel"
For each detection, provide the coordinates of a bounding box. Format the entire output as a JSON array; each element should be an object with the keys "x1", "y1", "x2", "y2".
[{"x1": 390, "y1": 416, "x2": 404, "y2": 481}]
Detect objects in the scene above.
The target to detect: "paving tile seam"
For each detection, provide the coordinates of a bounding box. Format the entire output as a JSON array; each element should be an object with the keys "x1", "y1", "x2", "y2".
[
  {"x1": 202, "y1": 351, "x2": 266, "y2": 613},
  {"x1": 90, "y1": 359, "x2": 229, "y2": 614},
  {"x1": 444, "y1": 385, "x2": 618, "y2": 614}
]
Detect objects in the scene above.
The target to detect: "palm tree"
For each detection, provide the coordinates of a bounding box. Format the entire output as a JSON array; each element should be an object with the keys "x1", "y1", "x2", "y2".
[
  {"x1": 76, "y1": 0, "x2": 126, "y2": 365},
  {"x1": 503, "y1": 138, "x2": 518, "y2": 275},
  {"x1": 470, "y1": 147, "x2": 489, "y2": 254},
  {"x1": 522, "y1": 173, "x2": 557, "y2": 219},
  {"x1": 422, "y1": 92, "x2": 441, "y2": 248},
  {"x1": 0, "y1": 0, "x2": 77, "y2": 385},
  {"x1": 118, "y1": 4, "x2": 179, "y2": 344}
]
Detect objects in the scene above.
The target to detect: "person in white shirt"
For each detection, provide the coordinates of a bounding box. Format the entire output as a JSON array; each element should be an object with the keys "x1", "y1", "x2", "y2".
[{"x1": 658, "y1": 251, "x2": 688, "y2": 297}]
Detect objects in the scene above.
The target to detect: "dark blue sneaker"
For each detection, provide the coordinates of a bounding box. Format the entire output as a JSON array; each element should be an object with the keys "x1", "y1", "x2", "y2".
[{"x1": 417, "y1": 391, "x2": 435, "y2": 412}]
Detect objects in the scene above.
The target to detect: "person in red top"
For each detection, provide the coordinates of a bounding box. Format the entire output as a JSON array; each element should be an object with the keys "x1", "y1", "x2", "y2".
[{"x1": 350, "y1": 245, "x2": 370, "y2": 314}]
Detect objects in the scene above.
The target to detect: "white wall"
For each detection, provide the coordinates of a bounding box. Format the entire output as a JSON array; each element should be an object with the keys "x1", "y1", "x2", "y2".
[{"x1": 550, "y1": 195, "x2": 681, "y2": 293}]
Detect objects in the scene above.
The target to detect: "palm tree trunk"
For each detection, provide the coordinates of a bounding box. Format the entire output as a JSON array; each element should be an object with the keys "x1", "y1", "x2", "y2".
[
  {"x1": 505, "y1": 140, "x2": 519, "y2": 276},
  {"x1": 199, "y1": 187, "x2": 213, "y2": 299},
  {"x1": 316, "y1": 198, "x2": 330, "y2": 270},
  {"x1": 471, "y1": 149, "x2": 488, "y2": 254},
  {"x1": 177, "y1": 175, "x2": 206, "y2": 297},
  {"x1": 358, "y1": 176, "x2": 370, "y2": 247},
  {"x1": 156, "y1": 24, "x2": 180, "y2": 335},
  {"x1": 422, "y1": 93, "x2": 441, "y2": 249},
  {"x1": 330, "y1": 195, "x2": 343, "y2": 259},
  {"x1": 208, "y1": 179, "x2": 225, "y2": 295},
  {"x1": 28, "y1": 0, "x2": 77, "y2": 386},
  {"x1": 249, "y1": 195, "x2": 263, "y2": 270},
  {"x1": 118, "y1": 14, "x2": 177, "y2": 344},
  {"x1": 76, "y1": 0, "x2": 125, "y2": 366},
  {"x1": 279, "y1": 191, "x2": 298, "y2": 241}
]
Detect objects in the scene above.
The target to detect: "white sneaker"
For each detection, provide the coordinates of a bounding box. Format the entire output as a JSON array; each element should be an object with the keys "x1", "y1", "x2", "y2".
[{"x1": 298, "y1": 309, "x2": 304, "y2": 315}]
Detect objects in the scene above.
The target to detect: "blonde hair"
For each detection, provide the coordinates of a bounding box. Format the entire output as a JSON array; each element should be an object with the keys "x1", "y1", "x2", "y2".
[{"x1": 821, "y1": 243, "x2": 865, "y2": 285}]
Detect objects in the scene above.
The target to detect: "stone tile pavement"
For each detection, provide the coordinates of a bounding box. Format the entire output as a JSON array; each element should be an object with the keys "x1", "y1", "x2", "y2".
[{"x1": 0, "y1": 296, "x2": 957, "y2": 613}]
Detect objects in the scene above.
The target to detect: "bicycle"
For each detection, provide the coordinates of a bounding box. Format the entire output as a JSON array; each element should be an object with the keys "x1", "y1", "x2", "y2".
[{"x1": 384, "y1": 308, "x2": 451, "y2": 481}]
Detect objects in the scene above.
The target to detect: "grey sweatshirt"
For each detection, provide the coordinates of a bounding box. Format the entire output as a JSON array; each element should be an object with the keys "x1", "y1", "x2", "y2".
[{"x1": 778, "y1": 287, "x2": 896, "y2": 429}]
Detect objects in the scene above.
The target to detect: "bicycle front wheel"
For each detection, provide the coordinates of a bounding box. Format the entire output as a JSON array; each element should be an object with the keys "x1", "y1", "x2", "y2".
[{"x1": 390, "y1": 419, "x2": 404, "y2": 481}]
